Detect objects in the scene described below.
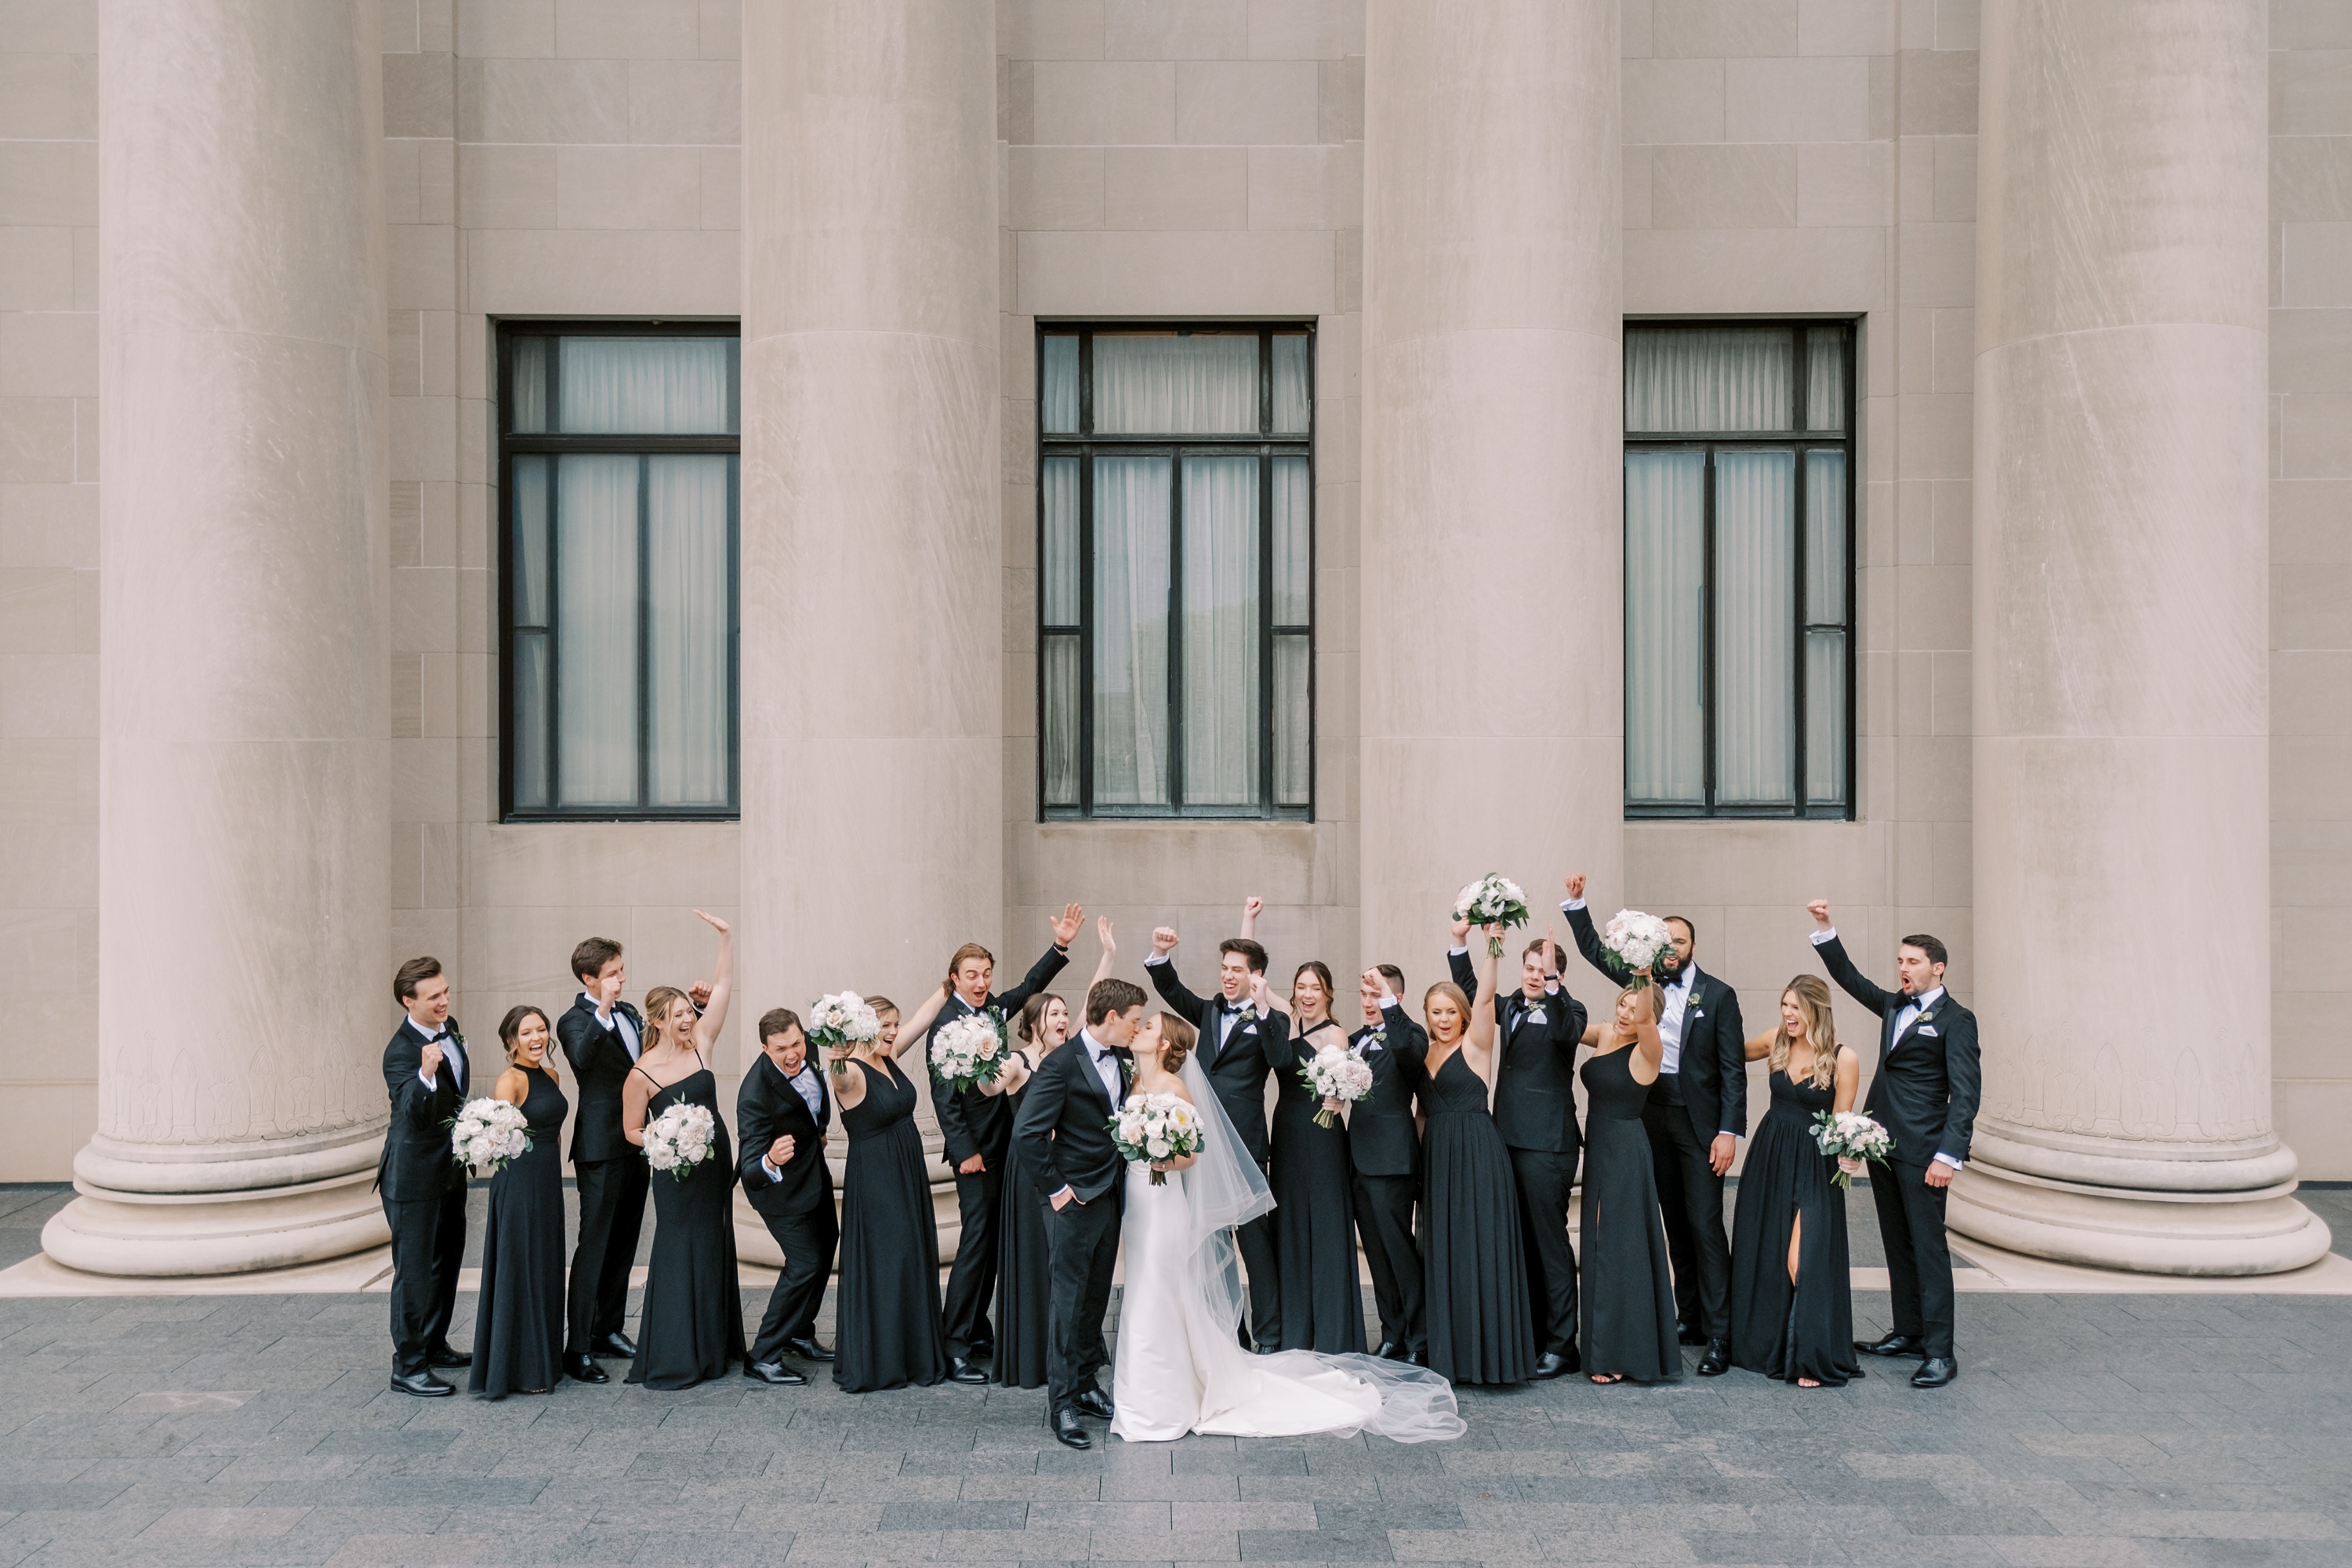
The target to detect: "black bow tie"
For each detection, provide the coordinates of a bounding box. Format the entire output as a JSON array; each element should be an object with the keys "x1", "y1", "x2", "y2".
[{"x1": 427, "y1": 1030, "x2": 448, "y2": 1043}]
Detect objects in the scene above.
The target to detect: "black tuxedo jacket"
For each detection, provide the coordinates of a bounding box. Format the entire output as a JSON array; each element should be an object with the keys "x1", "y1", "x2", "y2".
[
  {"x1": 928, "y1": 942, "x2": 1072, "y2": 1169},
  {"x1": 1144, "y1": 957, "x2": 1286, "y2": 1167},
  {"x1": 1450, "y1": 950, "x2": 1586, "y2": 1155},
  {"x1": 378, "y1": 1017, "x2": 465, "y2": 1202},
  {"x1": 1813, "y1": 935, "x2": 1982, "y2": 1168},
  {"x1": 1346, "y1": 1001, "x2": 1428, "y2": 1178},
  {"x1": 1564, "y1": 903, "x2": 1749, "y2": 1144},
  {"x1": 1011, "y1": 1030, "x2": 1131, "y2": 1203},
  {"x1": 558, "y1": 994, "x2": 644, "y2": 1163},
  {"x1": 737, "y1": 1054, "x2": 833, "y2": 1218}
]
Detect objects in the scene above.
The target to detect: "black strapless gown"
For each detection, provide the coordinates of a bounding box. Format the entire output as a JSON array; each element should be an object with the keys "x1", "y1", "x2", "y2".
[
  {"x1": 1578, "y1": 1047, "x2": 1679, "y2": 1381},
  {"x1": 1730, "y1": 1069, "x2": 1864, "y2": 1386},
  {"x1": 834, "y1": 1058, "x2": 947, "y2": 1392},
  {"x1": 626, "y1": 1064, "x2": 745, "y2": 1389},
  {"x1": 992, "y1": 1078, "x2": 1052, "y2": 1389},
  {"x1": 1270, "y1": 1021, "x2": 1366, "y2": 1352},
  {"x1": 1421, "y1": 1049, "x2": 1534, "y2": 1385},
  {"x1": 470, "y1": 1065, "x2": 568, "y2": 1397}
]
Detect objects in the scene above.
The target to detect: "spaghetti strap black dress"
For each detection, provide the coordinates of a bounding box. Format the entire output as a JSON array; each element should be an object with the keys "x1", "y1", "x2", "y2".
[
  {"x1": 1269, "y1": 1018, "x2": 1366, "y2": 1352},
  {"x1": 1730, "y1": 1068, "x2": 1864, "y2": 1387},
  {"x1": 625, "y1": 1055, "x2": 746, "y2": 1390},
  {"x1": 1577, "y1": 1047, "x2": 1679, "y2": 1382},
  {"x1": 991, "y1": 1068, "x2": 1053, "y2": 1389},
  {"x1": 470, "y1": 1064, "x2": 568, "y2": 1397},
  {"x1": 1421, "y1": 1049, "x2": 1534, "y2": 1385},
  {"x1": 833, "y1": 1058, "x2": 948, "y2": 1392}
]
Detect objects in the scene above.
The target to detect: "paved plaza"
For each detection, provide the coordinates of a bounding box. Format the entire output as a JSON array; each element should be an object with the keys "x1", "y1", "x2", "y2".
[{"x1": 0, "y1": 1186, "x2": 2346, "y2": 1568}]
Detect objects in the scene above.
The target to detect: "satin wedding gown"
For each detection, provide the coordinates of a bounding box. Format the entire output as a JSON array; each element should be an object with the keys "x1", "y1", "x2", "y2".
[{"x1": 1109, "y1": 1056, "x2": 1463, "y2": 1444}]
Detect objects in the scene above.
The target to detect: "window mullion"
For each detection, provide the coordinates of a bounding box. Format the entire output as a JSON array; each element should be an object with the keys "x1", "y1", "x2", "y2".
[
  {"x1": 1167, "y1": 448, "x2": 1185, "y2": 814},
  {"x1": 1702, "y1": 445, "x2": 1718, "y2": 818}
]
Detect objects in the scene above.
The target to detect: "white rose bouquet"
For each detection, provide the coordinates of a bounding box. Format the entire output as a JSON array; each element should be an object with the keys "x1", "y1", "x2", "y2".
[
  {"x1": 1454, "y1": 873, "x2": 1530, "y2": 956},
  {"x1": 1602, "y1": 908, "x2": 1676, "y2": 985},
  {"x1": 1109, "y1": 1092, "x2": 1203, "y2": 1187},
  {"x1": 644, "y1": 1101, "x2": 717, "y2": 1181},
  {"x1": 1300, "y1": 1044, "x2": 1374, "y2": 1128},
  {"x1": 931, "y1": 1011, "x2": 1008, "y2": 1094},
  {"x1": 1812, "y1": 1109, "x2": 1894, "y2": 1189},
  {"x1": 449, "y1": 1097, "x2": 531, "y2": 1176},
  {"x1": 807, "y1": 991, "x2": 881, "y2": 1058}
]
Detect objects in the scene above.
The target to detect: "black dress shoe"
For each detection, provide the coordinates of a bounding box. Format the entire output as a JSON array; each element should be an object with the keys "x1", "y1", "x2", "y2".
[
  {"x1": 591, "y1": 1331, "x2": 637, "y2": 1359},
  {"x1": 1696, "y1": 1339, "x2": 1731, "y2": 1377},
  {"x1": 1072, "y1": 1387, "x2": 1115, "y2": 1421},
  {"x1": 745, "y1": 1360, "x2": 808, "y2": 1386},
  {"x1": 782, "y1": 1336, "x2": 833, "y2": 1361},
  {"x1": 390, "y1": 1370, "x2": 454, "y2": 1398},
  {"x1": 426, "y1": 1345, "x2": 471, "y2": 1369},
  {"x1": 1676, "y1": 1323, "x2": 1708, "y2": 1347},
  {"x1": 563, "y1": 1354, "x2": 609, "y2": 1385},
  {"x1": 1530, "y1": 1351, "x2": 1573, "y2": 1381},
  {"x1": 1051, "y1": 1408, "x2": 1091, "y2": 1449},
  {"x1": 1854, "y1": 1332, "x2": 1927, "y2": 1359},
  {"x1": 947, "y1": 1356, "x2": 988, "y2": 1385},
  {"x1": 1253, "y1": 1343, "x2": 1279, "y2": 1355},
  {"x1": 968, "y1": 1340, "x2": 994, "y2": 1360},
  {"x1": 1911, "y1": 1356, "x2": 1957, "y2": 1388},
  {"x1": 1374, "y1": 1340, "x2": 1401, "y2": 1361},
  {"x1": 1403, "y1": 1345, "x2": 1428, "y2": 1367}
]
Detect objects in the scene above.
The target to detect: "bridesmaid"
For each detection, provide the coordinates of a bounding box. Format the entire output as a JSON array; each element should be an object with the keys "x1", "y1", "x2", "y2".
[
  {"x1": 829, "y1": 989, "x2": 953, "y2": 1392},
  {"x1": 1576, "y1": 980, "x2": 1679, "y2": 1385},
  {"x1": 470, "y1": 1005, "x2": 567, "y2": 1398},
  {"x1": 1251, "y1": 915, "x2": 1364, "y2": 1352},
  {"x1": 1730, "y1": 975, "x2": 1866, "y2": 1388},
  {"x1": 1414, "y1": 938, "x2": 1534, "y2": 1385},
  {"x1": 622, "y1": 910, "x2": 743, "y2": 1391}
]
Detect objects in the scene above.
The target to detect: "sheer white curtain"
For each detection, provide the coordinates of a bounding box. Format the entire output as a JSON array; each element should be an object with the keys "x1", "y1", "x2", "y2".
[
  {"x1": 510, "y1": 338, "x2": 548, "y2": 433},
  {"x1": 1805, "y1": 450, "x2": 1849, "y2": 804},
  {"x1": 1624, "y1": 450, "x2": 1705, "y2": 805},
  {"x1": 1182, "y1": 456, "x2": 1260, "y2": 806},
  {"x1": 1626, "y1": 327, "x2": 1792, "y2": 432},
  {"x1": 555, "y1": 454, "x2": 640, "y2": 808},
  {"x1": 1040, "y1": 456, "x2": 1082, "y2": 806},
  {"x1": 646, "y1": 456, "x2": 731, "y2": 808},
  {"x1": 1806, "y1": 327, "x2": 1846, "y2": 432},
  {"x1": 560, "y1": 337, "x2": 735, "y2": 434},
  {"x1": 1093, "y1": 334, "x2": 1258, "y2": 434},
  {"x1": 1041, "y1": 336, "x2": 1080, "y2": 434},
  {"x1": 1270, "y1": 456, "x2": 1311, "y2": 805},
  {"x1": 1092, "y1": 456, "x2": 1172, "y2": 806},
  {"x1": 509, "y1": 456, "x2": 552, "y2": 808},
  {"x1": 1714, "y1": 450, "x2": 1796, "y2": 805}
]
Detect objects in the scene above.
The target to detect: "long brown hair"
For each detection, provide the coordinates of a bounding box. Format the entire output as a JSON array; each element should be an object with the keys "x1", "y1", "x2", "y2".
[
  {"x1": 1017, "y1": 992, "x2": 1067, "y2": 1053},
  {"x1": 1155, "y1": 1012, "x2": 1198, "y2": 1073},
  {"x1": 642, "y1": 985, "x2": 688, "y2": 1051},
  {"x1": 1772, "y1": 975, "x2": 1839, "y2": 1089},
  {"x1": 497, "y1": 1005, "x2": 557, "y2": 1082},
  {"x1": 1290, "y1": 960, "x2": 1335, "y2": 1023}
]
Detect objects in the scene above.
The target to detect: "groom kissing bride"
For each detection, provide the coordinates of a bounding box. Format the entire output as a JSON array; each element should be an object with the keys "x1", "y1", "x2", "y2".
[{"x1": 1014, "y1": 978, "x2": 1465, "y2": 1450}]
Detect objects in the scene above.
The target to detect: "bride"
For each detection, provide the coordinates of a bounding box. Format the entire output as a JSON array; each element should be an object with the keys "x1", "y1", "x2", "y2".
[{"x1": 1109, "y1": 1008, "x2": 1464, "y2": 1444}]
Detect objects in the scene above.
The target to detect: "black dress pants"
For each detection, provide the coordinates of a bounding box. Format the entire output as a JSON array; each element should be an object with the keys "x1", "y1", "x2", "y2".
[
  {"x1": 941, "y1": 1161, "x2": 1003, "y2": 1356},
  {"x1": 383, "y1": 1185, "x2": 466, "y2": 1376},
  {"x1": 750, "y1": 1198, "x2": 839, "y2": 1364},
  {"x1": 1235, "y1": 1209, "x2": 1282, "y2": 1350},
  {"x1": 1642, "y1": 1087, "x2": 1733, "y2": 1341},
  {"x1": 1870, "y1": 1160, "x2": 1956, "y2": 1356},
  {"x1": 1508, "y1": 1145, "x2": 1580, "y2": 1356},
  {"x1": 1044, "y1": 1189, "x2": 1122, "y2": 1412},
  {"x1": 1352, "y1": 1170, "x2": 1423, "y2": 1355},
  {"x1": 568, "y1": 1155, "x2": 649, "y2": 1353}
]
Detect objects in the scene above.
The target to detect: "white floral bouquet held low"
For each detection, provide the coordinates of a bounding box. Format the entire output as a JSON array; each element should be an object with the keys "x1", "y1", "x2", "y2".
[
  {"x1": 1454, "y1": 873, "x2": 1530, "y2": 957},
  {"x1": 1301, "y1": 1044, "x2": 1374, "y2": 1128},
  {"x1": 449, "y1": 1098, "x2": 531, "y2": 1176},
  {"x1": 644, "y1": 1102, "x2": 717, "y2": 1181},
  {"x1": 807, "y1": 991, "x2": 881, "y2": 1058},
  {"x1": 1109, "y1": 1092, "x2": 1203, "y2": 1187},
  {"x1": 931, "y1": 1012, "x2": 1008, "y2": 1094},
  {"x1": 1602, "y1": 908, "x2": 1676, "y2": 986},
  {"x1": 1812, "y1": 1109, "x2": 1895, "y2": 1189}
]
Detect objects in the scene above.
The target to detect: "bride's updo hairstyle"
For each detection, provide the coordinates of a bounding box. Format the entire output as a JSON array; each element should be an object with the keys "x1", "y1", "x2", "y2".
[
  {"x1": 1423, "y1": 981, "x2": 1472, "y2": 1041},
  {"x1": 1156, "y1": 1012, "x2": 1198, "y2": 1073}
]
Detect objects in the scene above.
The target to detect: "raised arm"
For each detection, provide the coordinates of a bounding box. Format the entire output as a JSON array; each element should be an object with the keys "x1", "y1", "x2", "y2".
[
  {"x1": 1237, "y1": 895, "x2": 1262, "y2": 939},
  {"x1": 1626, "y1": 1017, "x2": 1665, "y2": 1083},
  {"x1": 895, "y1": 981, "x2": 952, "y2": 1059},
  {"x1": 1807, "y1": 900, "x2": 1895, "y2": 1017},
  {"x1": 1143, "y1": 927, "x2": 1208, "y2": 1016},
  {"x1": 1091, "y1": 916, "x2": 1119, "y2": 987},
  {"x1": 1446, "y1": 916, "x2": 1478, "y2": 1005},
  {"x1": 688, "y1": 909, "x2": 732, "y2": 1053},
  {"x1": 995, "y1": 904, "x2": 1081, "y2": 1014},
  {"x1": 1561, "y1": 873, "x2": 1633, "y2": 986},
  {"x1": 1465, "y1": 931, "x2": 1502, "y2": 1054}
]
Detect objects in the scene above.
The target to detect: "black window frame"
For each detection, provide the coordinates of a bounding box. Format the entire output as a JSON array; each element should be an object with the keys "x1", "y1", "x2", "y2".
[
  {"x1": 1621, "y1": 317, "x2": 1857, "y2": 822},
  {"x1": 495, "y1": 319, "x2": 742, "y2": 823},
  {"x1": 1036, "y1": 322, "x2": 1316, "y2": 822}
]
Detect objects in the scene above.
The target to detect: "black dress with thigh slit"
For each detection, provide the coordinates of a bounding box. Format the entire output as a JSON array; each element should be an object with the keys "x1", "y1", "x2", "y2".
[{"x1": 1730, "y1": 1069, "x2": 1864, "y2": 1386}]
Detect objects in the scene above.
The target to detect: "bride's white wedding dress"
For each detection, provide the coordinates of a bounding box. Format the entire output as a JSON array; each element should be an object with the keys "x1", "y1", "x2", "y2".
[{"x1": 1108, "y1": 1057, "x2": 1463, "y2": 1444}]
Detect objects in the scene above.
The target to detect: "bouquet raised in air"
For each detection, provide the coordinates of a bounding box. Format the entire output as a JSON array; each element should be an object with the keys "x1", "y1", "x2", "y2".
[
  {"x1": 1109, "y1": 1092, "x2": 1203, "y2": 1186},
  {"x1": 1454, "y1": 873, "x2": 1530, "y2": 956},
  {"x1": 931, "y1": 1011, "x2": 1009, "y2": 1094},
  {"x1": 1813, "y1": 1109, "x2": 1895, "y2": 1189},
  {"x1": 807, "y1": 991, "x2": 881, "y2": 1057},
  {"x1": 1301, "y1": 1044, "x2": 1374, "y2": 1128},
  {"x1": 1602, "y1": 908, "x2": 1676, "y2": 985},
  {"x1": 644, "y1": 1102, "x2": 717, "y2": 1181},
  {"x1": 449, "y1": 1097, "x2": 531, "y2": 1176}
]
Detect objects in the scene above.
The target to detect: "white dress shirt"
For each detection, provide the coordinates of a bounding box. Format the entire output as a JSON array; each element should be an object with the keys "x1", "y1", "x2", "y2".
[
  {"x1": 1655, "y1": 964, "x2": 1695, "y2": 1075},
  {"x1": 411, "y1": 1015, "x2": 464, "y2": 1092},
  {"x1": 1079, "y1": 1028, "x2": 1123, "y2": 1106},
  {"x1": 585, "y1": 991, "x2": 641, "y2": 1062},
  {"x1": 1812, "y1": 929, "x2": 1962, "y2": 1171}
]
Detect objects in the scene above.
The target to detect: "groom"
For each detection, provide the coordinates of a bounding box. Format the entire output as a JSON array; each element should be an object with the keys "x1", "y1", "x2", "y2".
[{"x1": 1012, "y1": 976, "x2": 1146, "y2": 1450}]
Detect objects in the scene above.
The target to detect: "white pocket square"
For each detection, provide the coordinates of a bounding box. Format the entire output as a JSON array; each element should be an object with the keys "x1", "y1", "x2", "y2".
[
  {"x1": 1916, "y1": 1025, "x2": 1939, "y2": 1037},
  {"x1": 1526, "y1": 1008, "x2": 1546, "y2": 1025}
]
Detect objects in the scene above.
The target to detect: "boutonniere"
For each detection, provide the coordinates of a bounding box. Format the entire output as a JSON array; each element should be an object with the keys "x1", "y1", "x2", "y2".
[
  {"x1": 445, "y1": 1023, "x2": 466, "y2": 1052},
  {"x1": 1235, "y1": 1002, "x2": 1260, "y2": 1023}
]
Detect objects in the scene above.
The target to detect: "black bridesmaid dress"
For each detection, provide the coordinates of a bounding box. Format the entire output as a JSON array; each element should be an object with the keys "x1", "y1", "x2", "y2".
[
  {"x1": 470, "y1": 1064, "x2": 567, "y2": 1397},
  {"x1": 833, "y1": 1058, "x2": 948, "y2": 1392},
  {"x1": 1730, "y1": 1068, "x2": 1864, "y2": 1387},
  {"x1": 1421, "y1": 1048, "x2": 1534, "y2": 1385},
  {"x1": 625, "y1": 1056, "x2": 746, "y2": 1390},
  {"x1": 1269, "y1": 1018, "x2": 1366, "y2": 1352},
  {"x1": 1577, "y1": 1046, "x2": 1679, "y2": 1382},
  {"x1": 991, "y1": 1072, "x2": 1051, "y2": 1389}
]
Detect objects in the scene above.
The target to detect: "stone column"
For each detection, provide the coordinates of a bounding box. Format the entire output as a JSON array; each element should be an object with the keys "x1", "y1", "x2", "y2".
[
  {"x1": 1359, "y1": 2, "x2": 1624, "y2": 967},
  {"x1": 1955, "y1": 0, "x2": 2329, "y2": 1273},
  {"x1": 44, "y1": 0, "x2": 393, "y2": 1276}
]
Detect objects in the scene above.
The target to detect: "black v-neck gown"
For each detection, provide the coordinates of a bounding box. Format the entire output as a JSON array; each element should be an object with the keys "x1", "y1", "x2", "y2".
[
  {"x1": 1421, "y1": 1049, "x2": 1534, "y2": 1385},
  {"x1": 1269, "y1": 1018, "x2": 1366, "y2": 1352},
  {"x1": 834, "y1": 1058, "x2": 948, "y2": 1392},
  {"x1": 470, "y1": 1064, "x2": 568, "y2": 1397},
  {"x1": 1730, "y1": 1069, "x2": 1864, "y2": 1386},
  {"x1": 626, "y1": 1065, "x2": 746, "y2": 1389},
  {"x1": 992, "y1": 1076, "x2": 1053, "y2": 1389}
]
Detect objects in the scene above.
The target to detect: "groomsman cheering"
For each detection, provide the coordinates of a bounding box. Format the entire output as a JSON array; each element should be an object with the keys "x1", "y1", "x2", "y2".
[
  {"x1": 1352, "y1": 967, "x2": 1430, "y2": 1365},
  {"x1": 738, "y1": 1008, "x2": 837, "y2": 1385},
  {"x1": 378, "y1": 957, "x2": 470, "y2": 1397},
  {"x1": 1807, "y1": 901, "x2": 1980, "y2": 1388},
  {"x1": 1563, "y1": 877, "x2": 1746, "y2": 1377},
  {"x1": 556, "y1": 937, "x2": 648, "y2": 1385}
]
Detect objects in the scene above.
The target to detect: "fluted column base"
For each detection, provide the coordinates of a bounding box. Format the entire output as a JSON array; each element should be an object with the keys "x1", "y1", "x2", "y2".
[
  {"x1": 42, "y1": 1125, "x2": 389, "y2": 1278},
  {"x1": 1948, "y1": 1123, "x2": 2334, "y2": 1277}
]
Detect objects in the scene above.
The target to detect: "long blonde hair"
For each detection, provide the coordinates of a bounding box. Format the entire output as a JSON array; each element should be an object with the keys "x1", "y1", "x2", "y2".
[
  {"x1": 642, "y1": 985, "x2": 689, "y2": 1053},
  {"x1": 1770, "y1": 975, "x2": 1839, "y2": 1089}
]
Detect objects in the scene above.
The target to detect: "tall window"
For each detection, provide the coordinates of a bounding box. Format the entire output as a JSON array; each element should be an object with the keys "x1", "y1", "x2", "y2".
[
  {"x1": 1036, "y1": 326, "x2": 1314, "y2": 819},
  {"x1": 1623, "y1": 321, "x2": 1854, "y2": 818},
  {"x1": 499, "y1": 325, "x2": 740, "y2": 820}
]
